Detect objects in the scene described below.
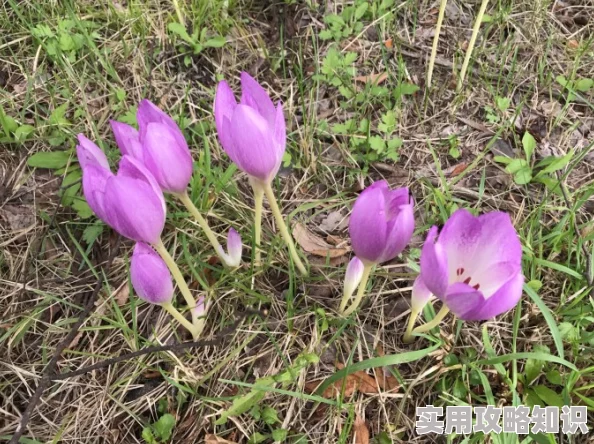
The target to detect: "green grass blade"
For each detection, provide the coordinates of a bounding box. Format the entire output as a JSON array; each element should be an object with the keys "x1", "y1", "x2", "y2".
[
  {"x1": 523, "y1": 284, "x2": 564, "y2": 359},
  {"x1": 316, "y1": 344, "x2": 441, "y2": 396}
]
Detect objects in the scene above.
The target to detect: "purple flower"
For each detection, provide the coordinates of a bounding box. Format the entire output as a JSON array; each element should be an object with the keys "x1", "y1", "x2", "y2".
[
  {"x1": 348, "y1": 181, "x2": 414, "y2": 264},
  {"x1": 77, "y1": 134, "x2": 166, "y2": 244},
  {"x1": 77, "y1": 134, "x2": 110, "y2": 170},
  {"x1": 214, "y1": 72, "x2": 286, "y2": 183},
  {"x1": 410, "y1": 276, "x2": 432, "y2": 312},
  {"x1": 130, "y1": 242, "x2": 174, "y2": 304},
  {"x1": 192, "y1": 295, "x2": 206, "y2": 319},
  {"x1": 110, "y1": 99, "x2": 193, "y2": 194},
  {"x1": 218, "y1": 228, "x2": 242, "y2": 267},
  {"x1": 419, "y1": 209, "x2": 524, "y2": 321},
  {"x1": 343, "y1": 257, "x2": 364, "y2": 299}
]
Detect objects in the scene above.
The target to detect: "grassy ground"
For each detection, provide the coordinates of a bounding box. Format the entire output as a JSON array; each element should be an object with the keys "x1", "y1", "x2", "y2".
[{"x1": 1, "y1": 0, "x2": 594, "y2": 442}]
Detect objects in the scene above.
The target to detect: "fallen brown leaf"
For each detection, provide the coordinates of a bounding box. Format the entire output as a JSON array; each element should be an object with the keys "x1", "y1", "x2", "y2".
[
  {"x1": 305, "y1": 366, "x2": 380, "y2": 398},
  {"x1": 353, "y1": 415, "x2": 370, "y2": 444},
  {"x1": 113, "y1": 281, "x2": 130, "y2": 306},
  {"x1": 293, "y1": 223, "x2": 349, "y2": 258},
  {"x1": 205, "y1": 434, "x2": 237, "y2": 444},
  {"x1": 354, "y1": 72, "x2": 388, "y2": 85},
  {"x1": 319, "y1": 211, "x2": 346, "y2": 233},
  {"x1": 450, "y1": 162, "x2": 468, "y2": 177},
  {"x1": 375, "y1": 345, "x2": 400, "y2": 392}
]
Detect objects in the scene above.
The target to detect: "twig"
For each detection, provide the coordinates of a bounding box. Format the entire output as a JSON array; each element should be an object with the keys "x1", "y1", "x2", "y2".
[
  {"x1": 426, "y1": 0, "x2": 448, "y2": 87},
  {"x1": 457, "y1": 0, "x2": 490, "y2": 92},
  {"x1": 50, "y1": 309, "x2": 265, "y2": 381},
  {"x1": 9, "y1": 237, "x2": 121, "y2": 444}
]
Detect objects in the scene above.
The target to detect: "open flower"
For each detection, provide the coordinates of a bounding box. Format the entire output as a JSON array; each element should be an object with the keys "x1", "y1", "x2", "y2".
[
  {"x1": 110, "y1": 99, "x2": 193, "y2": 194},
  {"x1": 349, "y1": 181, "x2": 414, "y2": 264},
  {"x1": 419, "y1": 209, "x2": 524, "y2": 321},
  {"x1": 214, "y1": 72, "x2": 286, "y2": 183},
  {"x1": 130, "y1": 242, "x2": 174, "y2": 305},
  {"x1": 77, "y1": 135, "x2": 166, "y2": 244}
]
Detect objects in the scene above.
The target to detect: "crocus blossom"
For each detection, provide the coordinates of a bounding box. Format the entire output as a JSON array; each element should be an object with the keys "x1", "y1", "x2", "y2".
[
  {"x1": 410, "y1": 276, "x2": 432, "y2": 312},
  {"x1": 343, "y1": 257, "x2": 364, "y2": 300},
  {"x1": 419, "y1": 209, "x2": 523, "y2": 321},
  {"x1": 214, "y1": 72, "x2": 286, "y2": 183},
  {"x1": 218, "y1": 228, "x2": 242, "y2": 268},
  {"x1": 110, "y1": 99, "x2": 193, "y2": 194},
  {"x1": 77, "y1": 135, "x2": 166, "y2": 244},
  {"x1": 349, "y1": 181, "x2": 414, "y2": 264},
  {"x1": 130, "y1": 242, "x2": 174, "y2": 305},
  {"x1": 192, "y1": 296, "x2": 206, "y2": 319}
]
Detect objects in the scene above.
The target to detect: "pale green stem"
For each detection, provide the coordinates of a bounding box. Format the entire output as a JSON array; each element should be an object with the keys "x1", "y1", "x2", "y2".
[
  {"x1": 427, "y1": 0, "x2": 448, "y2": 87},
  {"x1": 341, "y1": 264, "x2": 373, "y2": 317},
  {"x1": 162, "y1": 302, "x2": 200, "y2": 339},
  {"x1": 402, "y1": 307, "x2": 421, "y2": 344},
  {"x1": 153, "y1": 239, "x2": 195, "y2": 311},
  {"x1": 252, "y1": 184, "x2": 264, "y2": 267},
  {"x1": 176, "y1": 192, "x2": 230, "y2": 267},
  {"x1": 457, "y1": 0, "x2": 490, "y2": 92},
  {"x1": 171, "y1": 0, "x2": 185, "y2": 26},
  {"x1": 412, "y1": 306, "x2": 450, "y2": 334},
  {"x1": 263, "y1": 184, "x2": 308, "y2": 276}
]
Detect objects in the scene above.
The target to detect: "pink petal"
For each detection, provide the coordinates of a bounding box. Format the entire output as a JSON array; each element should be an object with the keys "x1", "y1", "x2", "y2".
[
  {"x1": 419, "y1": 226, "x2": 449, "y2": 298},
  {"x1": 239, "y1": 72, "x2": 277, "y2": 127},
  {"x1": 104, "y1": 175, "x2": 165, "y2": 244},
  {"x1": 343, "y1": 256, "x2": 365, "y2": 300},
  {"x1": 131, "y1": 242, "x2": 173, "y2": 305},
  {"x1": 472, "y1": 211, "x2": 522, "y2": 272},
  {"x1": 143, "y1": 122, "x2": 193, "y2": 193},
  {"x1": 229, "y1": 104, "x2": 279, "y2": 181},
  {"x1": 224, "y1": 228, "x2": 242, "y2": 267},
  {"x1": 81, "y1": 163, "x2": 112, "y2": 222},
  {"x1": 192, "y1": 296, "x2": 207, "y2": 318},
  {"x1": 214, "y1": 80, "x2": 238, "y2": 137},
  {"x1": 137, "y1": 99, "x2": 178, "y2": 136},
  {"x1": 382, "y1": 189, "x2": 414, "y2": 262},
  {"x1": 437, "y1": 209, "x2": 482, "y2": 281},
  {"x1": 411, "y1": 276, "x2": 432, "y2": 312},
  {"x1": 465, "y1": 272, "x2": 524, "y2": 321},
  {"x1": 443, "y1": 282, "x2": 484, "y2": 320},
  {"x1": 348, "y1": 183, "x2": 389, "y2": 263},
  {"x1": 472, "y1": 261, "x2": 522, "y2": 298},
  {"x1": 117, "y1": 156, "x2": 166, "y2": 213},
  {"x1": 110, "y1": 120, "x2": 143, "y2": 160},
  {"x1": 76, "y1": 134, "x2": 109, "y2": 170},
  {"x1": 273, "y1": 102, "x2": 287, "y2": 164}
]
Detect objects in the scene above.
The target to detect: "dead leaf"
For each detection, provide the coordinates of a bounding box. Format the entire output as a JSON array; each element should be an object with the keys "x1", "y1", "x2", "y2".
[
  {"x1": 305, "y1": 366, "x2": 380, "y2": 398},
  {"x1": 319, "y1": 211, "x2": 346, "y2": 233},
  {"x1": 293, "y1": 223, "x2": 349, "y2": 258},
  {"x1": 326, "y1": 234, "x2": 343, "y2": 246},
  {"x1": 205, "y1": 434, "x2": 237, "y2": 444},
  {"x1": 568, "y1": 39, "x2": 579, "y2": 49},
  {"x1": 113, "y1": 281, "x2": 130, "y2": 306},
  {"x1": 0, "y1": 205, "x2": 36, "y2": 231},
  {"x1": 375, "y1": 345, "x2": 400, "y2": 391},
  {"x1": 449, "y1": 162, "x2": 468, "y2": 177},
  {"x1": 353, "y1": 415, "x2": 370, "y2": 444},
  {"x1": 354, "y1": 72, "x2": 388, "y2": 85}
]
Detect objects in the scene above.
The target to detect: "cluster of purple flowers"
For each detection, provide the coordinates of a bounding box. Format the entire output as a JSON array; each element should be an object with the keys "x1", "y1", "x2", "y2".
[{"x1": 78, "y1": 73, "x2": 523, "y2": 339}]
